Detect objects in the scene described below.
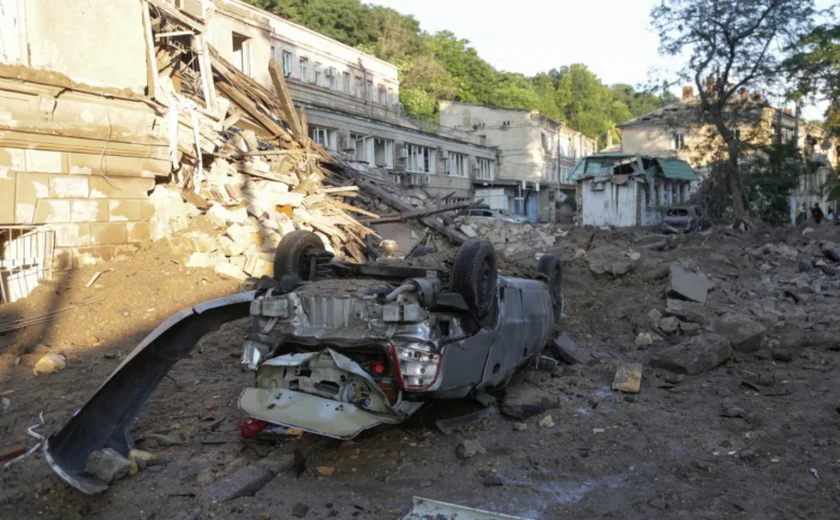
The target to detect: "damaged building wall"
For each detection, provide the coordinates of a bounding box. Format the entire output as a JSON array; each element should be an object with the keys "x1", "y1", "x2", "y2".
[
  {"x1": 581, "y1": 180, "x2": 639, "y2": 227},
  {"x1": 1, "y1": 0, "x2": 149, "y2": 92}
]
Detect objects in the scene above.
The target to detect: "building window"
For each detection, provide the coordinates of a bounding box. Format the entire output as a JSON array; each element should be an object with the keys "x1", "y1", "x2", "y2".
[
  {"x1": 232, "y1": 33, "x2": 251, "y2": 75},
  {"x1": 355, "y1": 76, "x2": 363, "y2": 98},
  {"x1": 350, "y1": 133, "x2": 368, "y2": 162},
  {"x1": 366, "y1": 80, "x2": 374, "y2": 102},
  {"x1": 343, "y1": 72, "x2": 351, "y2": 95},
  {"x1": 405, "y1": 144, "x2": 435, "y2": 174},
  {"x1": 281, "y1": 50, "x2": 293, "y2": 77},
  {"x1": 327, "y1": 67, "x2": 337, "y2": 90},
  {"x1": 378, "y1": 85, "x2": 387, "y2": 105},
  {"x1": 299, "y1": 57, "x2": 309, "y2": 83},
  {"x1": 374, "y1": 138, "x2": 394, "y2": 168},
  {"x1": 476, "y1": 158, "x2": 494, "y2": 181},
  {"x1": 447, "y1": 152, "x2": 468, "y2": 178},
  {"x1": 671, "y1": 132, "x2": 686, "y2": 151},
  {"x1": 309, "y1": 126, "x2": 336, "y2": 150},
  {"x1": 387, "y1": 90, "x2": 396, "y2": 108},
  {"x1": 314, "y1": 63, "x2": 323, "y2": 86}
]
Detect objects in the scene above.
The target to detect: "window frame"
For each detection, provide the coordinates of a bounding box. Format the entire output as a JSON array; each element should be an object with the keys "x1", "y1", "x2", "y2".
[
  {"x1": 299, "y1": 57, "x2": 309, "y2": 83},
  {"x1": 281, "y1": 50, "x2": 293, "y2": 78}
]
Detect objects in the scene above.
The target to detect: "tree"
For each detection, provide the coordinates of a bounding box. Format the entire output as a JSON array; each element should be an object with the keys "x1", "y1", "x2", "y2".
[
  {"x1": 652, "y1": 0, "x2": 818, "y2": 219},
  {"x1": 788, "y1": 21, "x2": 840, "y2": 118}
]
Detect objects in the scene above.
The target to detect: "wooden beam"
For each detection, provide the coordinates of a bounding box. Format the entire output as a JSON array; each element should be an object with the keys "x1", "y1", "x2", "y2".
[
  {"x1": 215, "y1": 80, "x2": 291, "y2": 143},
  {"x1": 359, "y1": 200, "x2": 477, "y2": 224},
  {"x1": 268, "y1": 58, "x2": 304, "y2": 139},
  {"x1": 140, "y1": 0, "x2": 159, "y2": 99}
]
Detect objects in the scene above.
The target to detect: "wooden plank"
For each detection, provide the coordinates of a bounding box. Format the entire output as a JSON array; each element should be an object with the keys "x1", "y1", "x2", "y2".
[
  {"x1": 215, "y1": 80, "x2": 291, "y2": 143},
  {"x1": 322, "y1": 186, "x2": 359, "y2": 194},
  {"x1": 140, "y1": 0, "x2": 159, "y2": 99},
  {"x1": 326, "y1": 199, "x2": 380, "y2": 219},
  {"x1": 360, "y1": 200, "x2": 478, "y2": 224},
  {"x1": 268, "y1": 59, "x2": 304, "y2": 139}
]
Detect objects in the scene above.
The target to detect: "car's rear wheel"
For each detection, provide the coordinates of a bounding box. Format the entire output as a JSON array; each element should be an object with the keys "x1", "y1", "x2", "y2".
[
  {"x1": 273, "y1": 230, "x2": 325, "y2": 281},
  {"x1": 537, "y1": 254, "x2": 563, "y2": 323},
  {"x1": 450, "y1": 239, "x2": 497, "y2": 319}
]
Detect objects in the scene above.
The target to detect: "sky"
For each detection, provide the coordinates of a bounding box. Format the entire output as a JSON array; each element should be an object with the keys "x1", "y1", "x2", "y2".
[{"x1": 368, "y1": 0, "x2": 829, "y2": 119}]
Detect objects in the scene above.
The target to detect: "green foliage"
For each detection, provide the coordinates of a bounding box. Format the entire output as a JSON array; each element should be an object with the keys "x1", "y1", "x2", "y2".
[{"x1": 246, "y1": 0, "x2": 674, "y2": 141}]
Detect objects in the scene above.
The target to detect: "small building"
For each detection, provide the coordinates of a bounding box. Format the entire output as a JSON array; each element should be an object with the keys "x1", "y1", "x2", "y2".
[
  {"x1": 439, "y1": 101, "x2": 597, "y2": 223},
  {"x1": 569, "y1": 153, "x2": 699, "y2": 228}
]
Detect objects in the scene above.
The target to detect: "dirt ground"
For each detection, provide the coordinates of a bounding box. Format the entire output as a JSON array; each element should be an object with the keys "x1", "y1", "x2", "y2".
[{"x1": 2, "y1": 223, "x2": 840, "y2": 519}]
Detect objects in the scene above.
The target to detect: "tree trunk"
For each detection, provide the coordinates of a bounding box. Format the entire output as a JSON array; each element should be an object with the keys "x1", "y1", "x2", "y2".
[{"x1": 727, "y1": 140, "x2": 747, "y2": 218}]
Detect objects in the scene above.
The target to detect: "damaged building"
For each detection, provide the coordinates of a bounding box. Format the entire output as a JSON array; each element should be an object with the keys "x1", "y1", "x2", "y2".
[
  {"x1": 439, "y1": 101, "x2": 598, "y2": 223},
  {"x1": 568, "y1": 153, "x2": 699, "y2": 228},
  {"x1": 617, "y1": 85, "x2": 840, "y2": 219}
]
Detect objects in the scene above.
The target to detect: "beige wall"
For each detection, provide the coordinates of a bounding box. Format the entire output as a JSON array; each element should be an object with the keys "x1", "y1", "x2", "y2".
[{"x1": 0, "y1": 0, "x2": 148, "y2": 92}]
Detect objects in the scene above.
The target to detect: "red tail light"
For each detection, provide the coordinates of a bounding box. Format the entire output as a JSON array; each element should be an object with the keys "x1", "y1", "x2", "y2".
[
  {"x1": 371, "y1": 361, "x2": 386, "y2": 375},
  {"x1": 390, "y1": 344, "x2": 442, "y2": 391}
]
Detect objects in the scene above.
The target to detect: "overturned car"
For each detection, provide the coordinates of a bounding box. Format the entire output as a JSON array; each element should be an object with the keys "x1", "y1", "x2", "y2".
[{"x1": 45, "y1": 231, "x2": 563, "y2": 493}]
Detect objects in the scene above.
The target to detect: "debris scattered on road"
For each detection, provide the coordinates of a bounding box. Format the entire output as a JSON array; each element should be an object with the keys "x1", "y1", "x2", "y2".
[
  {"x1": 651, "y1": 334, "x2": 732, "y2": 375},
  {"x1": 84, "y1": 449, "x2": 132, "y2": 484},
  {"x1": 612, "y1": 363, "x2": 643, "y2": 394},
  {"x1": 667, "y1": 264, "x2": 714, "y2": 303},
  {"x1": 551, "y1": 333, "x2": 593, "y2": 366},
  {"x1": 709, "y1": 314, "x2": 766, "y2": 353},
  {"x1": 316, "y1": 466, "x2": 336, "y2": 476},
  {"x1": 456, "y1": 439, "x2": 486, "y2": 460},
  {"x1": 500, "y1": 384, "x2": 559, "y2": 420},
  {"x1": 635, "y1": 332, "x2": 654, "y2": 347},
  {"x1": 538, "y1": 415, "x2": 555, "y2": 428},
  {"x1": 33, "y1": 353, "x2": 67, "y2": 375},
  {"x1": 292, "y1": 502, "x2": 311, "y2": 518}
]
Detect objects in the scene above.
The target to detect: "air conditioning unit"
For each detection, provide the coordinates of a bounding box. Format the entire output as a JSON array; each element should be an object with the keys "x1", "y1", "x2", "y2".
[
  {"x1": 341, "y1": 137, "x2": 355, "y2": 152},
  {"x1": 398, "y1": 147, "x2": 409, "y2": 159},
  {"x1": 439, "y1": 149, "x2": 450, "y2": 160}
]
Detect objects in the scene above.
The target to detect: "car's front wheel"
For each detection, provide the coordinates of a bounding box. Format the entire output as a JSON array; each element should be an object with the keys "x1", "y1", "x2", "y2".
[
  {"x1": 450, "y1": 239, "x2": 498, "y2": 319},
  {"x1": 273, "y1": 230, "x2": 326, "y2": 281}
]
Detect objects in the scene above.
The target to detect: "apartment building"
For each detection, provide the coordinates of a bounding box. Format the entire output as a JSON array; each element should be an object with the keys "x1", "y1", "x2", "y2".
[
  {"x1": 202, "y1": 0, "x2": 500, "y2": 203},
  {"x1": 439, "y1": 101, "x2": 597, "y2": 222},
  {"x1": 618, "y1": 86, "x2": 840, "y2": 216}
]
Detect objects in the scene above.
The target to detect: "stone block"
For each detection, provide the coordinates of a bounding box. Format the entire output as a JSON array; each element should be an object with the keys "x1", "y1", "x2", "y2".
[
  {"x1": 186, "y1": 252, "x2": 223, "y2": 268},
  {"x1": 550, "y1": 333, "x2": 593, "y2": 365},
  {"x1": 25, "y1": 149, "x2": 64, "y2": 173},
  {"x1": 89, "y1": 176, "x2": 154, "y2": 199},
  {"x1": 178, "y1": 232, "x2": 218, "y2": 253},
  {"x1": 15, "y1": 172, "x2": 51, "y2": 223},
  {"x1": 140, "y1": 200, "x2": 155, "y2": 220},
  {"x1": 200, "y1": 466, "x2": 275, "y2": 503},
  {"x1": 109, "y1": 200, "x2": 143, "y2": 221},
  {"x1": 651, "y1": 333, "x2": 732, "y2": 375},
  {"x1": 0, "y1": 147, "x2": 26, "y2": 170},
  {"x1": 126, "y1": 222, "x2": 151, "y2": 243},
  {"x1": 708, "y1": 314, "x2": 766, "y2": 353},
  {"x1": 85, "y1": 448, "x2": 131, "y2": 484},
  {"x1": 53, "y1": 223, "x2": 92, "y2": 247},
  {"x1": 207, "y1": 204, "x2": 233, "y2": 228},
  {"x1": 32, "y1": 199, "x2": 71, "y2": 224},
  {"x1": 243, "y1": 253, "x2": 273, "y2": 278},
  {"x1": 218, "y1": 236, "x2": 245, "y2": 257},
  {"x1": 71, "y1": 199, "x2": 108, "y2": 222},
  {"x1": 67, "y1": 153, "x2": 167, "y2": 178},
  {"x1": 668, "y1": 264, "x2": 714, "y2": 304},
  {"x1": 50, "y1": 175, "x2": 89, "y2": 198},
  {"x1": 226, "y1": 223, "x2": 263, "y2": 249},
  {"x1": 91, "y1": 222, "x2": 127, "y2": 245},
  {"x1": 612, "y1": 363, "x2": 643, "y2": 393},
  {"x1": 215, "y1": 262, "x2": 248, "y2": 281},
  {"x1": 459, "y1": 225, "x2": 477, "y2": 238}
]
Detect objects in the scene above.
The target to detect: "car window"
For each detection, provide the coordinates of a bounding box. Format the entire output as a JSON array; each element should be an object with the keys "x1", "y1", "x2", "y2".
[{"x1": 667, "y1": 208, "x2": 690, "y2": 217}]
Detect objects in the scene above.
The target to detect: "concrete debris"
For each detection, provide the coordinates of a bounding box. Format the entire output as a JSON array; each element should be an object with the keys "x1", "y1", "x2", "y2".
[
  {"x1": 651, "y1": 333, "x2": 732, "y2": 375},
  {"x1": 513, "y1": 422, "x2": 528, "y2": 432},
  {"x1": 85, "y1": 448, "x2": 132, "y2": 483},
  {"x1": 178, "y1": 232, "x2": 218, "y2": 253},
  {"x1": 459, "y1": 225, "x2": 478, "y2": 238},
  {"x1": 149, "y1": 186, "x2": 195, "y2": 241},
  {"x1": 292, "y1": 503, "x2": 310, "y2": 518},
  {"x1": 456, "y1": 439, "x2": 486, "y2": 460},
  {"x1": 185, "y1": 252, "x2": 223, "y2": 269},
  {"x1": 455, "y1": 218, "x2": 565, "y2": 257},
  {"x1": 214, "y1": 262, "x2": 249, "y2": 281},
  {"x1": 664, "y1": 298, "x2": 719, "y2": 325},
  {"x1": 538, "y1": 415, "x2": 555, "y2": 428},
  {"x1": 202, "y1": 453, "x2": 294, "y2": 503},
  {"x1": 823, "y1": 242, "x2": 840, "y2": 263},
  {"x1": 500, "y1": 383, "x2": 560, "y2": 420},
  {"x1": 708, "y1": 314, "x2": 766, "y2": 353},
  {"x1": 635, "y1": 332, "x2": 654, "y2": 347},
  {"x1": 33, "y1": 353, "x2": 67, "y2": 375},
  {"x1": 667, "y1": 264, "x2": 714, "y2": 303},
  {"x1": 551, "y1": 333, "x2": 593, "y2": 365},
  {"x1": 612, "y1": 363, "x2": 643, "y2": 393},
  {"x1": 587, "y1": 246, "x2": 636, "y2": 276}
]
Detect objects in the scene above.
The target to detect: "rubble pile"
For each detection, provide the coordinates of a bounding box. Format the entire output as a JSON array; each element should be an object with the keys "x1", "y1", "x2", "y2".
[{"x1": 456, "y1": 218, "x2": 565, "y2": 257}]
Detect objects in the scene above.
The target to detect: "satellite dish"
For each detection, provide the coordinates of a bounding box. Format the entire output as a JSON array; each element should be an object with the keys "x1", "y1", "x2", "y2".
[{"x1": 821, "y1": 139, "x2": 832, "y2": 151}]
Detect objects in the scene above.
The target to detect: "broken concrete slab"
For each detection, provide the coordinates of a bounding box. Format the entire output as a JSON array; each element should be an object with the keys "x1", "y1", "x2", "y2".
[
  {"x1": 201, "y1": 466, "x2": 275, "y2": 503},
  {"x1": 822, "y1": 242, "x2": 840, "y2": 263},
  {"x1": 708, "y1": 314, "x2": 766, "y2": 353},
  {"x1": 178, "y1": 232, "x2": 218, "y2": 253},
  {"x1": 651, "y1": 333, "x2": 732, "y2": 375},
  {"x1": 664, "y1": 298, "x2": 720, "y2": 325},
  {"x1": 185, "y1": 252, "x2": 223, "y2": 268},
  {"x1": 612, "y1": 363, "x2": 643, "y2": 393},
  {"x1": 84, "y1": 448, "x2": 132, "y2": 484},
  {"x1": 500, "y1": 383, "x2": 560, "y2": 420},
  {"x1": 587, "y1": 246, "x2": 635, "y2": 276},
  {"x1": 455, "y1": 439, "x2": 486, "y2": 460},
  {"x1": 550, "y1": 333, "x2": 593, "y2": 365},
  {"x1": 214, "y1": 262, "x2": 248, "y2": 281},
  {"x1": 459, "y1": 225, "x2": 477, "y2": 238},
  {"x1": 667, "y1": 264, "x2": 714, "y2": 304}
]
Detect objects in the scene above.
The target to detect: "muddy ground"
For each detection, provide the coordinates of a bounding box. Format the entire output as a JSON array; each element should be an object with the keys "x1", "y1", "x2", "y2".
[{"x1": 1, "y1": 224, "x2": 840, "y2": 519}]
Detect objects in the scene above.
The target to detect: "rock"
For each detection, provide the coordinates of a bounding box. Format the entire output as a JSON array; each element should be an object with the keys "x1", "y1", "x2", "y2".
[
  {"x1": 658, "y1": 316, "x2": 681, "y2": 334},
  {"x1": 642, "y1": 265, "x2": 670, "y2": 282},
  {"x1": 550, "y1": 333, "x2": 593, "y2": 365},
  {"x1": 648, "y1": 309, "x2": 663, "y2": 324},
  {"x1": 292, "y1": 503, "x2": 310, "y2": 518},
  {"x1": 668, "y1": 264, "x2": 714, "y2": 303},
  {"x1": 587, "y1": 246, "x2": 635, "y2": 276},
  {"x1": 179, "y1": 232, "x2": 218, "y2": 253},
  {"x1": 202, "y1": 466, "x2": 276, "y2": 502},
  {"x1": 823, "y1": 242, "x2": 840, "y2": 263},
  {"x1": 635, "y1": 332, "x2": 654, "y2": 347},
  {"x1": 85, "y1": 448, "x2": 132, "y2": 483},
  {"x1": 612, "y1": 363, "x2": 643, "y2": 393},
  {"x1": 483, "y1": 476, "x2": 504, "y2": 487},
  {"x1": 214, "y1": 262, "x2": 249, "y2": 281},
  {"x1": 709, "y1": 314, "x2": 766, "y2": 353},
  {"x1": 650, "y1": 334, "x2": 732, "y2": 375},
  {"x1": 149, "y1": 186, "x2": 194, "y2": 241},
  {"x1": 218, "y1": 236, "x2": 246, "y2": 257},
  {"x1": 538, "y1": 415, "x2": 555, "y2": 428},
  {"x1": 456, "y1": 439, "x2": 486, "y2": 460},
  {"x1": 664, "y1": 299, "x2": 720, "y2": 325},
  {"x1": 186, "y1": 252, "x2": 222, "y2": 268},
  {"x1": 243, "y1": 253, "x2": 274, "y2": 278},
  {"x1": 140, "y1": 433, "x2": 187, "y2": 449},
  {"x1": 500, "y1": 384, "x2": 559, "y2": 420},
  {"x1": 459, "y1": 225, "x2": 478, "y2": 238},
  {"x1": 226, "y1": 223, "x2": 263, "y2": 249},
  {"x1": 720, "y1": 404, "x2": 747, "y2": 418},
  {"x1": 34, "y1": 353, "x2": 66, "y2": 375},
  {"x1": 803, "y1": 227, "x2": 814, "y2": 235},
  {"x1": 316, "y1": 466, "x2": 335, "y2": 476},
  {"x1": 513, "y1": 422, "x2": 528, "y2": 432},
  {"x1": 207, "y1": 204, "x2": 234, "y2": 228}
]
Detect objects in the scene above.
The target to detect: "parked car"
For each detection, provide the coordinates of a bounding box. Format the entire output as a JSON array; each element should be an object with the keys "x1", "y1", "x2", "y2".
[
  {"x1": 461, "y1": 207, "x2": 529, "y2": 224},
  {"x1": 661, "y1": 205, "x2": 709, "y2": 234},
  {"x1": 45, "y1": 232, "x2": 564, "y2": 494}
]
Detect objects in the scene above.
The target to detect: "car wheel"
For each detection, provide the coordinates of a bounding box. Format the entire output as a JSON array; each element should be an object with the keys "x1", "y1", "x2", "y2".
[
  {"x1": 450, "y1": 239, "x2": 497, "y2": 319},
  {"x1": 273, "y1": 230, "x2": 325, "y2": 281},
  {"x1": 537, "y1": 254, "x2": 563, "y2": 323}
]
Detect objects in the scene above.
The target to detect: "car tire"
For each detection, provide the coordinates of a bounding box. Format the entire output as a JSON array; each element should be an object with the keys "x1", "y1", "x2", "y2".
[
  {"x1": 273, "y1": 230, "x2": 325, "y2": 281},
  {"x1": 450, "y1": 239, "x2": 497, "y2": 319},
  {"x1": 537, "y1": 254, "x2": 563, "y2": 323}
]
